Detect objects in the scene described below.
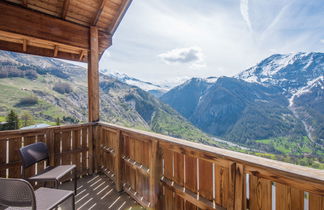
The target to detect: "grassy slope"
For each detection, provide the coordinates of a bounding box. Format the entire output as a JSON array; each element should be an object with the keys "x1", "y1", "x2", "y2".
[{"x1": 0, "y1": 77, "x2": 72, "y2": 124}]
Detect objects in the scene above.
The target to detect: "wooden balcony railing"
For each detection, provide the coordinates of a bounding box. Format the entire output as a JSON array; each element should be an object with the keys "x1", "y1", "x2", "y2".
[{"x1": 0, "y1": 122, "x2": 323, "y2": 210}]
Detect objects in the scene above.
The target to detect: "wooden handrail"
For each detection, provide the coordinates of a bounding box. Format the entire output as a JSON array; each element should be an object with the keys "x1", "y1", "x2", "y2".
[
  {"x1": 97, "y1": 121, "x2": 324, "y2": 210},
  {"x1": 1, "y1": 122, "x2": 323, "y2": 210}
]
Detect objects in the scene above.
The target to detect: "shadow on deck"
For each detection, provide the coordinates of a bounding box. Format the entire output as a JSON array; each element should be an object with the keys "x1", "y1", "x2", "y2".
[{"x1": 62, "y1": 174, "x2": 142, "y2": 210}]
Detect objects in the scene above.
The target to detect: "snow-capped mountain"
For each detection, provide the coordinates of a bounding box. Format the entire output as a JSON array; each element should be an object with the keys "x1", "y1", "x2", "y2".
[
  {"x1": 162, "y1": 52, "x2": 324, "y2": 144},
  {"x1": 100, "y1": 69, "x2": 170, "y2": 97},
  {"x1": 236, "y1": 52, "x2": 324, "y2": 96}
]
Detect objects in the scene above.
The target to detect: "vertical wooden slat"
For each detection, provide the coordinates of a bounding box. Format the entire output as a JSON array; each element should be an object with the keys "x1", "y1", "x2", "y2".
[
  {"x1": 163, "y1": 149, "x2": 173, "y2": 180},
  {"x1": 235, "y1": 163, "x2": 245, "y2": 210},
  {"x1": 198, "y1": 159, "x2": 213, "y2": 201},
  {"x1": 73, "y1": 129, "x2": 81, "y2": 176},
  {"x1": 164, "y1": 187, "x2": 174, "y2": 210},
  {"x1": 249, "y1": 175, "x2": 272, "y2": 210},
  {"x1": 54, "y1": 130, "x2": 61, "y2": 166},
  {"x1": 61, "y1": 130, "x2": 72, "y2": 166},
  {"x1": 276, "y1": 183, "x2": 304, "y2": 210},
  {"x1": 81, "y1": 127, "x2": 88, "y2": 175},
  {"x1": 8, "y1": 137, "x2": 22, "y2": 178},
  {"x1": 46, "y1": 128, "x2": 55, "y2": 167},
  {"x1": 215, "y1": 165, "x2": 229, "y2": 207},
  {"x1": 88, "y1": 125, "x2": 94, "y2": 174},
  {"x1": 174, "y1": 152, "x2": 184, "y2": 186},
  {"x1": 0, "y1": 139, "x2": 7, "y2": 177},
  {"x1": 309, "y1": 193, "x2": 324, "y2": 210},
  {"x1": 185, "y1": 155, "x2": 197, "y2": 193},
  {"x1": 149, "y1": 140, "x2": 162, "y2": 209},
  {"x1": 227, "y1": 162, "x2": 236, "y2": 210},
  {"x1": 115, "y1": 130, "x2": 122, "y2": 192}
]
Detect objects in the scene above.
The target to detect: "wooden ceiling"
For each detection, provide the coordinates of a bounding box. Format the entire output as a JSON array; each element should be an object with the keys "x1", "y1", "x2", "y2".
[{"x1": 0, "y1": 0, "x2": 132, "y2": 62}]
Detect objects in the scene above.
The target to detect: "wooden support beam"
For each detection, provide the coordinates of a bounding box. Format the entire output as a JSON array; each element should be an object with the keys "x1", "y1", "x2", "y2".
[
  {"x1": 22, "y1": 39, "x2": 27, "y2": 52},
  {"x1": 79, "y1": 50, "x2": 86, "y2": 61},
  {"x1": 109, "y1": 0, "x2": 132, "y2": 34},
  {"x1": 61, "y1": 0, "x2": 70, "y2": 19},
  {"x1": 93, "y1": 0, "x2": 107, "y2": 26},
  {"x1": 54, "y1": 45, "x2": 59, "y2": 57},
  {"x1": 0, "y1": 40, "x2": 86, "y2": 62},
  {"x1": 0, "y1": 1, "x2": 89, "y2": 50},
  {"x1": 149, "y1": 140, "x2": 162, "y2": 209},
  {"x1": 88, "y1": 26, "x2": 100, "y2": 122}
]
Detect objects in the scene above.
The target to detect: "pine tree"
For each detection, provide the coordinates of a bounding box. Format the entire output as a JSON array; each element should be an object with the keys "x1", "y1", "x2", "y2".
[
  {"x1": 56, "y1": 117, "x2": 60, "y2": 126},
  {"x1": 6, "y1": 110, "x2": 19, "y2": 130}
]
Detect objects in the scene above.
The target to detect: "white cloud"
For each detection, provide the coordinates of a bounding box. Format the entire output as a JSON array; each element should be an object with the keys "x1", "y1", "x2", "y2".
[
  {"x1": 321, "y1": 39, "x2": 324, "y2": 44},
  {"x1": 240, "y1": 0, "x2": 252, "y2": 31},
  {"x1": 158, "y1": 47, "x2": 205, "y2": 67}
]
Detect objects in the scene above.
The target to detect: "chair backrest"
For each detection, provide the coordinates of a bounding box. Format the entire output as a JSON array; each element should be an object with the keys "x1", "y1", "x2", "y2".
[
  {"x1": 19, "y1": 142, "x2": 49, "y2": 169},
  {"x1": 0, "y1": 178, "x2": 36, "y2": 210}
]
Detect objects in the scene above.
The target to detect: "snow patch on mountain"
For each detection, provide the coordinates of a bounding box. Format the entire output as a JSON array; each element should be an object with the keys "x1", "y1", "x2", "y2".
[{"x1": 100, "y1": 69, "x2": 168, "y2": 91}]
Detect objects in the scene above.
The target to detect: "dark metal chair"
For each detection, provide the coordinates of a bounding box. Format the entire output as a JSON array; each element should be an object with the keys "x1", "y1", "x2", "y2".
[
  {"x1": 19, "y1": 142, "x2": 77, "y2": 194},
  {"x1": 0, "y1": 178, "x2": 75, "y2": 210}
]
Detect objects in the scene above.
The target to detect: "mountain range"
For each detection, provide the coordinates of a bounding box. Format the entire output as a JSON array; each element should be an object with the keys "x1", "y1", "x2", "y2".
[
  {"x1": 161, "y1": 52, "x2": 324, "y2": 155},
  {"x1": 0, "y1": 50, "x2": 213, "y2": 144}
]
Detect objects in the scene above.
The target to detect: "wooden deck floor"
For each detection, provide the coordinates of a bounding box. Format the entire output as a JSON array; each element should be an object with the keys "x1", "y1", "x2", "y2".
[{"x1": 61, "y1": 174, "x2": 143, "y2": 210}]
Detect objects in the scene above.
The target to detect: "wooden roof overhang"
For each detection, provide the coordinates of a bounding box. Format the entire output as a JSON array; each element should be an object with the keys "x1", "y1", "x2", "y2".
[{"x1": 0, "y1": 0, "x2": 132, "y2": 62}]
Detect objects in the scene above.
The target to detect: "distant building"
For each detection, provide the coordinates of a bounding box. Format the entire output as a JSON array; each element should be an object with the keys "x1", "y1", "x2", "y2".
[
  {"x1": 0, "y1": 121, "x2": 8, "y2": 130},
  {"x1": 20, "y1": 123, "x2": 51, "y2": 130}
]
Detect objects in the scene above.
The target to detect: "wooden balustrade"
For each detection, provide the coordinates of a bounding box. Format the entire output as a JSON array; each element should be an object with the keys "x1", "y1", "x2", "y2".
[
  {"x1": 1, "y1": 122, "x2": 323, "y2": 210},
  {"x1": 97, "y1": 122, "x2": 324, "y2": 210},
  {"x1": 0, "y1": 123, "x2": 94, "y2": 180}
]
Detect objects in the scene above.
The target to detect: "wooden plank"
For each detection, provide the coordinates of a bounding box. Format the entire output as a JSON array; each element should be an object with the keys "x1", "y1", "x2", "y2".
[
  {"x1": 114, "y1": 130, "x2": 123, "y2": 192},
  {"x1": 227, "y1": 162, "x2": 236, "y2": 210},
  {"x1": 249, "y1": 175, "x2": 272, "y2": 210},
  {"x1": 73, "y1": 129, "x2": 81, "y2": 176},
  {"x1": 8, "y1": 137, "x2": 22, "y2": 178},
  {"x1": 61, "y1": 0, "x2": 70, "y2": 19},
  {"x1": 276, "y1": 183, "x2": 304, "y2": 210},
  {"x1": 93, "y1": 0, "x2": 107, "y2": 25},
  {"x1": 88, "y1": 125, "x2": 94, "y2": 174},
  {"x1": 234, "y1": 164, "x2": 245, "y2": 210},
  {"x1": 0, "y1": 1, "x2": 89, "y2": 49},
  {"x1": 198, "y1": 159, "x2": 213, "y2": 201},
  {"x1": 163, "y1": 186, "x2": 174, "y2": 210},
  {"x1": 309, "y1": 193, "x2": 324, "y2": 210},
  {"x1": 0, "y1": 138, "x2": 7, "y2": 177},
  {"x1": 163, "y1": 149, "x2": 173, "y2": 180},
  {"x1": 149, "y1": 140, "x2": 162, "y2": 209},
  {"x1": 81, "y1": 127, "x2": 88, "y2": 175},
  {"x1": 174, "y1": 152, "x2": 184, "y2": 186},
  {"x1": 88, "y1": 26, "x2": 99, "y2": 122},
  {"x1": 215, "y1": 165, "x2": 229, "y2": 207},
  {"x1": 185, "y1": 155, "x2": 197, "y2": 193}
]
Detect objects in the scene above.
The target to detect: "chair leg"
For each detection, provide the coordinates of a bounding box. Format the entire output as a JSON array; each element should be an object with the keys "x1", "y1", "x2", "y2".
[
  {"x1": 72, "y1": 194, "x2": 75, "y2": 210},
  {"x1": 55, "y1": 180, "x2": 59, "y2": 189}
]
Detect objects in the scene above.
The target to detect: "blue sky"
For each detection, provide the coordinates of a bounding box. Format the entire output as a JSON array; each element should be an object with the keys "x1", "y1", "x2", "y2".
[{"x1": 96, "y1": 0, "x2": 324, "y2": 85}]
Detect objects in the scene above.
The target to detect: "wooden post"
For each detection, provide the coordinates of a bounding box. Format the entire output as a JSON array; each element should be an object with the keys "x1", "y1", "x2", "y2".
[
  {"x1": 88, "y1": 26, "x2": 99, "y2": 123},
  {"x1": 88, "y1": 26, "x2": 99, "y2": 175},
  {"x1": 149, "y1": 140, "x2": 162, "y2": 209},
  {"x1": 114, "y1": 130, "x2": 123, "y2": 192}
]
